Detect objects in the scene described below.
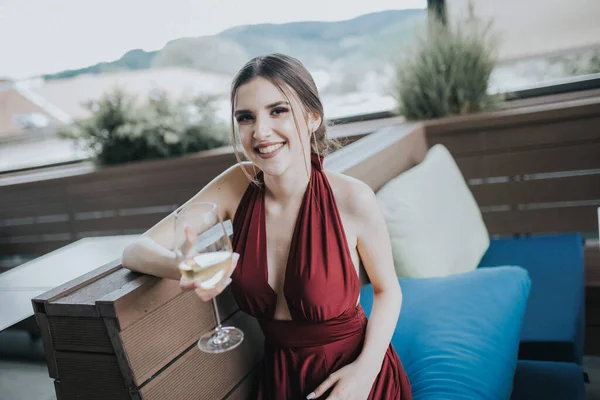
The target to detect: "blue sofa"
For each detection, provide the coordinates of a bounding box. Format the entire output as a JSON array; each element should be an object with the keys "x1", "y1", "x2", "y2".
[
  {"x1": 480, "y1": 233, "x2": 585, "y2": 400},
  {"x1": 360, "y1": 233, "x2": 586, "y2": 400}
]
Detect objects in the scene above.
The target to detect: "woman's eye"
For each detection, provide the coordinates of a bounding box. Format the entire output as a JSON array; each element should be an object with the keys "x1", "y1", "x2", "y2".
[
  {"x1": 236, "y1": 114, "x2": 253, "y2": 123},
  {"x1": 271, "y1": 107, "x2": 288, "y2": 115}
]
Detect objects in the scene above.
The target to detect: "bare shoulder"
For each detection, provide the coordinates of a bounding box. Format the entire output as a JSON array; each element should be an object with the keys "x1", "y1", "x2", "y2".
[
  {"x1": 324, "y1": 170, "x2": 377, "y2": 219},
  {"x1": 228, "y1": 162, "x2": 256, "y2": 200},
  {"x1": 186, "y1": 161, "x2": 255, "y2": 223},
  {"x1": 142, "y1": 161, "x2": 254, "y2": 246},
  {"x1": 215, "y1": 162, "x2": 256, "y2": 220}
]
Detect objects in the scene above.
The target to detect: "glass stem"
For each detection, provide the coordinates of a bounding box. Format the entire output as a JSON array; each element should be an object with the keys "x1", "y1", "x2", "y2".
[
  {"x1": 211, "y1": 297, "x2": 228, "y2": 345},
  {"x1": 212, "y1": 297, "x2": 222, "y2": 331}
]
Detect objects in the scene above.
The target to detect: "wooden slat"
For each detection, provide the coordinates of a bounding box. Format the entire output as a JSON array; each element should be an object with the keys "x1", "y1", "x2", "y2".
[
  {"x1": 483, "y1": 116, "x2": 600, "y2": 151},
  {"x1": 586, "y1": 241, "x2": 600, "y2": 287},
  {"x1": 470, "y1": 174, "x2": 600, "y2": 206},
  {"x1": 61, "y1": 152, "x2": 235, "y2": 193},
  {"x1": 428, "y1": 115, "x2": 600, "y2": 155},
  {"x1": 65, "y1": 162, "x2": 230, "y2": 195},
  {"x1": 71, "y1": 214, "x2": 165, "y2": 234},
  {"x1": 1, "y1": 202, "x2": 69, "y2": 219},
  {"x1": 33, "y1": 260, "x2": 123, "y2": 306},
  {"x1": 0, "y1": 181, "x2": 68, "y2": 207},
  {"x1": 97, "y1": 275, "x2": 180, "y2": 329},
  {"x1": 67, "y1": 188, "x2": 194, "y2": 210},
  {"x1": 0, "y1": 222, "x2": 72, "y2": 237},
  {"x1": 500, "y1": 89, "x2": 600, "y2": 110},
  {"x1": 139, "y1": 311, "x2": 263, "y2": 400},
  {"x1": 482, "y1": 205, "x2": 598, "y2": 235},
  {"x1": 53, "y1": 352, "x2": 131, "y2": 400},
  {"x1": 104, "y1": 318, "x2": 137, "y2": 394},
  {"x1": 51, "y1": 268, "x2": 140, "y2": 307},
  {"x1": 424, "y1": 97, "x2": 600, "y2": 136},
  {"x1": 48, "y1": 316, "x2": 113, "y2": 353},
  {"x1": 455, "y1": 142, "x2": 600, "y2": 179},
  {"x1": 119, "y1": 289, "x2": 239, "y2": 386},
  {"x1": 34, "y1": 312, "x2": 59, "y2": 378},
  {"x1": 0, "y1": 240, "x2": 72, "y2": 257}
]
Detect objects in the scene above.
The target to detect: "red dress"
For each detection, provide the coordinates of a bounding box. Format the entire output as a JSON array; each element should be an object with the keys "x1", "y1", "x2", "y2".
[{"x1": 231, "y1": 153, "x2": 412, "y2": 399}]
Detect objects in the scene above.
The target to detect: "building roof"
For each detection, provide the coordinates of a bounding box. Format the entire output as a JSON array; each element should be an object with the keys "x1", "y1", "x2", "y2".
[{"x1": 0, "y1": 89, "x2": 58, "y2": 137}]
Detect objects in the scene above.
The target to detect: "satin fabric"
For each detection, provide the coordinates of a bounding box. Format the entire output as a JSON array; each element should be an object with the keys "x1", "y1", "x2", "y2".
[{"x1": 231, "y1": 153, "x2": 411, "y2": 399}]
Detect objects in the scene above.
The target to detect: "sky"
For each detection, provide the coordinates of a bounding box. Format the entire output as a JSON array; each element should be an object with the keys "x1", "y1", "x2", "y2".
[{"x1": 0, "y1": 0, "x2": 426, "y2": 79}]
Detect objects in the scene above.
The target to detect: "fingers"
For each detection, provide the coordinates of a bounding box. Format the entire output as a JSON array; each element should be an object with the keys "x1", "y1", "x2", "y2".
[
  {"x1": 194, "y1": 277, "x2": 233, "y2": 301},
  {"x1": 179, "y1": 276, "x2": 196, "y2": 291},
  {"x1": 179, "y1": 251, "x2": 239, "y2": 301},
  {"x1": 308, "y1": 372, "x2": 339, "y2": 399},
  {"x1": 180, "y1": 226, "x2": 197, "y2": 258}
]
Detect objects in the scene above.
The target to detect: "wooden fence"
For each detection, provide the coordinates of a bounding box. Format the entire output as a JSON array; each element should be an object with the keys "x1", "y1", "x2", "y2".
[
  {"x1": 425, "y1": 96, "x2": 600, "y2": 238},
  {"x1": 422, "y1": 95, "x2": 600, "y2": 355},
  {"x1": 0, "y1": 119, "x2": 396, "y2": 263}
]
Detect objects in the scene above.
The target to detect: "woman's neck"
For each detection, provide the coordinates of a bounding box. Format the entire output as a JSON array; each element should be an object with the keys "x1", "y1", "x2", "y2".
[{"x1": 263, "y1": 155, "x2": 312, "y2": 204}]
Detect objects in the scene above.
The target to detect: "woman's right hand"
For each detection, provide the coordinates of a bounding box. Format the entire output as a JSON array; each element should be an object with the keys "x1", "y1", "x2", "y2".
[{"x1": 179, "y1": 252, "x2": 240, "y2": 302}]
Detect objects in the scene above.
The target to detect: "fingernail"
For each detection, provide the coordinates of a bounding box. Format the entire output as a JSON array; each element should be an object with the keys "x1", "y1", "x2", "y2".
[
  {"x1": 232, "y1": 252, "x2": 240, "y2": 262},
  {"x1": 306, "y1": 393, "x2": 316, "y2": 399},
  {"x1": 223, "y1": 277, "x2": 232, "y2": 287}
]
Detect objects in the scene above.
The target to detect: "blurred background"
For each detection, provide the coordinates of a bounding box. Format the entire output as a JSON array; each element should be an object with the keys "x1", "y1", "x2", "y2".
[
  {"x1": 1, "y1": 0, "x2": 600, "y2": 398},
  {"x1": 1, "y1": 0, "x2": 599, "y2": 173}
]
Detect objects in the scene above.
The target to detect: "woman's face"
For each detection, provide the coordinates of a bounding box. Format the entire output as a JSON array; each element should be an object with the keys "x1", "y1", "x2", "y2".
[{"x1": 233, "y1": 76, "x2": 319, "y2": 177}]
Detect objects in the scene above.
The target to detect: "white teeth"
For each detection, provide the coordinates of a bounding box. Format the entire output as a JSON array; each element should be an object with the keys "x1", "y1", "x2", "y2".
[{"x1": 257, "y1": 143, "x2": 284, "y2": 154}]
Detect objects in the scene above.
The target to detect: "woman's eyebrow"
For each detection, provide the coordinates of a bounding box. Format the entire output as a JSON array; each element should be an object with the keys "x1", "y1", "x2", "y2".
[{"x1": 234, "y1": 101, "x2": 290, "y2": 116}]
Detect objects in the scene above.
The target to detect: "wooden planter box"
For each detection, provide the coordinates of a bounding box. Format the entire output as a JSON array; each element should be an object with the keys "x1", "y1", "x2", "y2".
[{"x1": 33, "y1": 260, "x2": 263, "y2": 400}]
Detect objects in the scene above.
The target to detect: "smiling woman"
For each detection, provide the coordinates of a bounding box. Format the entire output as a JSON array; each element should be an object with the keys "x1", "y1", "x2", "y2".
[
  {"x1": 229, "y1": 55, "x2": 342, "y2": 186},
  {"x1": 122, "y1": 53, "x2": 412, "y2": 399}
]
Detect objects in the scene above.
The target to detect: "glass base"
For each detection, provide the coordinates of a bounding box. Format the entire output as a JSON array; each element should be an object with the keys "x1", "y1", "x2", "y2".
[{"x1": 197, "y1": 326, "x2": 244, "y2": 353}]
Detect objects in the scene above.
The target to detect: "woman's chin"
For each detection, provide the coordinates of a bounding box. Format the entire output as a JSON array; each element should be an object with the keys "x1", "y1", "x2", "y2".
[{"x1": 258, "y1": 162, "x2": 287, "y2": 178}]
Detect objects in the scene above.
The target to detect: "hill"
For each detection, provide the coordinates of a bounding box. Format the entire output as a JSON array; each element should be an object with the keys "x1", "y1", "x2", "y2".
[{"x1": 43, "y1": 9, "x2": 426, "y2": 84}]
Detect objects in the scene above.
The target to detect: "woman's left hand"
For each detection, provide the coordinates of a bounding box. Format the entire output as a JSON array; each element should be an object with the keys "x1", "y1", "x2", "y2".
[{"x1": 307, "y1": 360, "x2": 377, "y2": 400}]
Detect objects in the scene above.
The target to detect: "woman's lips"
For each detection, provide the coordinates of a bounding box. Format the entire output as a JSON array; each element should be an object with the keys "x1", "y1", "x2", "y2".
[{"x1": 255, "y1": 142, "x2": 286, "y2": 159}]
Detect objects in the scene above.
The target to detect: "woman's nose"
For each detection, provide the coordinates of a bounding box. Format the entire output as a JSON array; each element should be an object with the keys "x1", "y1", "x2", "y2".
[{"x1": 253, "y1": 116, "x2": 272, "y2": 139}]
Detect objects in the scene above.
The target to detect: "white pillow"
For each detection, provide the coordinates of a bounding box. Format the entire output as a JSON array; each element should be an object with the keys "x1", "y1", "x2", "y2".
[{"x1": 376, "y1": 144, "x2": 489, "y2": 278}]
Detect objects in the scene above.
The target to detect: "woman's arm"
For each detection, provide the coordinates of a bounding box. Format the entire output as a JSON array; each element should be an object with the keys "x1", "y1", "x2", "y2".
[
  {"x1": 352, "y1": 184, "x2": 402, "y2": 371},
  {"x1": 121, "y1": 162, "x2": 252, "y2": 280},
  {"x1": 122, "y1": 236, "x2": 180, "y2": 280}
]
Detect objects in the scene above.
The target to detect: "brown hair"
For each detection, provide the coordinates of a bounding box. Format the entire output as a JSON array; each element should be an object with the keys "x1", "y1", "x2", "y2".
[{"x1": 229, "y1": 53, "x2": 340, "y2": 184}]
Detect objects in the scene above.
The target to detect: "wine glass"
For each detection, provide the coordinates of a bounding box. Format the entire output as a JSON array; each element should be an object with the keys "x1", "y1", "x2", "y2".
[{"x1": 173, "y1": 202, "x2": 243, "y2": 353}]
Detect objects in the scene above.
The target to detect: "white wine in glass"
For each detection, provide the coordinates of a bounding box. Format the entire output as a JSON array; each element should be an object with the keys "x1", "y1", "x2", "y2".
[{"x1": 174, "y1": 202, "x2": 243, "y2": 353}]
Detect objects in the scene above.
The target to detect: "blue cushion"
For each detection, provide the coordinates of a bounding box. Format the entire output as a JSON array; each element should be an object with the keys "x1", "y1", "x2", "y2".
[
  {"x1": 479, "y1": 233, "x2": 584, "y2": 364},
  {"x1": 360, "y1": 266, "x2": 531, "y2": 400},
  {"x1": 511, "y1": 360, "x2": 585, "y2": 400}
]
